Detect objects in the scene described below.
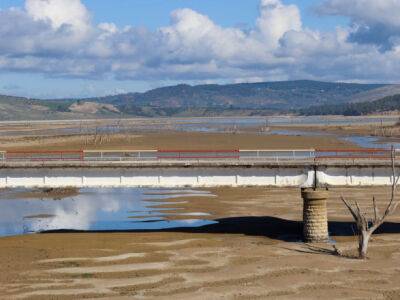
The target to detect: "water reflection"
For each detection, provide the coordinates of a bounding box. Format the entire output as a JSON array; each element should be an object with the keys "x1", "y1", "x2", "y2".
[{"x1": 0, "y1": 188, "x2": 217, "y2": 237}]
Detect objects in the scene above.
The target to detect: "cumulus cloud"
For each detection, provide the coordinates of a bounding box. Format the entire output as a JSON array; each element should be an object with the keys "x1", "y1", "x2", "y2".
[
  {"x1": 318, "y1": 0, "x2": 400, "y2": 50},
  {"x1": 25, "y1": 0, "x2": 91, "y2": 30},
  {"x1": 256, "y1": 0, "x2": 302, "y2": 48},
  {"x1": 0, "y1": 0, "x2": 400, "y2": 85},
  {"x1": 318, "y1": 0, "x2": 400, "y2": 27}
]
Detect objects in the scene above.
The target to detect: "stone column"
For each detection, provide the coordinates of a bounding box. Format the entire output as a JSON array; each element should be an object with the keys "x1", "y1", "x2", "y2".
[{"x1": 301, "y1": 188, "x2": 329, "y2": 243}]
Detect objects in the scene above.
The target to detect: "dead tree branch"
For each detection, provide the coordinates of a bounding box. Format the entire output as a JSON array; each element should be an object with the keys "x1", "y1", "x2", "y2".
[{"x1": 340, "y1": 146, "x2": 399, "y2": 259}]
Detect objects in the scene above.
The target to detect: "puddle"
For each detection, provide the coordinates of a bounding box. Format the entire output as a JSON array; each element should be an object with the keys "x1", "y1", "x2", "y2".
[
  {"x1": 270, "y1": 129, "x2": 332, "y2": 137},
  {"x1": 270, "y1": 129, "x2": 399, "y2": 150},
  {"x1": 341, "y1": 136, "x2": 400, "y2": 149},
  {"x1": 0, "y1": 188, "x2": 217, "y2": 237}
]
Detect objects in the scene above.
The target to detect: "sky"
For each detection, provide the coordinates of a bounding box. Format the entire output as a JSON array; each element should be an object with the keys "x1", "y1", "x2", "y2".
[{"x1": 0, "y1": 0, "x2": 398, "y2": 99}]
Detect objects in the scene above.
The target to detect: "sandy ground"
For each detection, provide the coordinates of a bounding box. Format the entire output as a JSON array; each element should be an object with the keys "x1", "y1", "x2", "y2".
[
  {"x1": 0, "y1": 131, "x2": 354, "y2": 151},
  {"x1": 1, "y1": 187, "x2": 400, "y2": 299},
  {"x1": 0, "y1": 116, "x2": 364, "y2": 151},
  {"x1": 0, "y1": 119, "x2": 395, "y2": 299}
]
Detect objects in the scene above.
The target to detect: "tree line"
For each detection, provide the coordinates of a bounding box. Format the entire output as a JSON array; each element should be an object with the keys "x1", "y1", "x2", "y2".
[{"x1": 300, "y1": 94, "x2": 400, "y2": 116}]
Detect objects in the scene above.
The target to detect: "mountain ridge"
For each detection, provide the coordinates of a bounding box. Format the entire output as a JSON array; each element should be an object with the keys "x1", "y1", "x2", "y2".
[
  {"x1": 83, "y1": 80, "x2": 386, "y2": 110},
  {"x1": 0, "y1": 80, "x2": 395, "y2": 120}
]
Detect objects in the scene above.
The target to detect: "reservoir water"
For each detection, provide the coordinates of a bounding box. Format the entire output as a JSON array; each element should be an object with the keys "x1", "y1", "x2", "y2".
[
  {"x1": 0, "y1": 188, "x2": 217, "y2": 237},
  {"x1": 0, "y1": 116, "x2": 397, "y2": 136}
]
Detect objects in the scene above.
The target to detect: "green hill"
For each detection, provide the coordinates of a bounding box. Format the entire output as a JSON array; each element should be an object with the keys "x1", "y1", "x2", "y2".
[
  {"x1": 300, "y1": 94, "x2": 400, "y2": 116},
  {"x1": 0, "y1": 80, "x2": 394, "y2": 120},
  {"x1": 86, "y1": 80, "x2": 385, "y2": 113}
]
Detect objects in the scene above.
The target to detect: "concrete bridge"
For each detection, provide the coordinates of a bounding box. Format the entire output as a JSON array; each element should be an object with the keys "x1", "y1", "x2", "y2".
[
  {"x1": 1, "y1": 148, "x2": 397, "y2": 242},
  {"x1": 0, "y1": 149, "x2": 398, "y2": 188}
]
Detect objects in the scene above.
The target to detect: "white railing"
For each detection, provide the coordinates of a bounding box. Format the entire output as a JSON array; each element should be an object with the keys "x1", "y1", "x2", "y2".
[
  {"x1": 83, "y1": 150, "x2": 158, "y2": 161},
  {"x1": 239, "y1": 149, "x2": 315, "y2": 162},
  {"x1": 81, "y1": 149, "x2": 316, "y2": 162},
  {"x1": 0, "y1": 149, "x2": 395, "y2": 163},
  {"x1": 0, "y1": 149, "x2": 315, "y2": 162}
]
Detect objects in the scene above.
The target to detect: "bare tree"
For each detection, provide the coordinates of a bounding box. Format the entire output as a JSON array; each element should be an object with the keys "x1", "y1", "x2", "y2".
[{"x1": 341, "y1": 146, "x2": 399, "y2": 259}]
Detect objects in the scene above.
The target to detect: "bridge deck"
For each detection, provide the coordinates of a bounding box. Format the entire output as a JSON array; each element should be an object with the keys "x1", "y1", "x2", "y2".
[
  {"x1": 0, "y1": 149, "x2": 398, "y2": 188},
  {"x1": 0, "y1": 148, "x2": 397, "y2": 169},
  {"x1": 0, "y1": 159, "x2": 398, "y2": 169}
]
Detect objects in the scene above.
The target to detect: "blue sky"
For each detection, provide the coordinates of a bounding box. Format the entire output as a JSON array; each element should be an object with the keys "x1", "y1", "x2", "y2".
[
  {"x1": 0, "y1": 0, "x2": 346, "y2": 30},
  {"x1": 0, "y1": 0, "x2": 397, "y2": 99},
  {"x1": 85, "y1": 0, "x2": 347, "y2": 30}
]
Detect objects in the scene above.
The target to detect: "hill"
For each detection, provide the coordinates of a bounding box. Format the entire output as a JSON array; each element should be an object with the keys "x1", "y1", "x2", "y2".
[
  {"x1": 0, "y1": 95, "x2": 120, "y2": 121},
  {"x1": 86, "y1": 80, "x2": 385, "y2": 114},
  {"x1": 0, "y1": 95, "x2": 70, "y2": 121},
  {"x1": 0, "y1": 80, "x2": 394, "y2": 120},
  {"x1": 350, "y1": 85, "x2": 400, "y2": 103},
  {"x1": 300, "y1": 94, "x2": 400, "y2": 116}
]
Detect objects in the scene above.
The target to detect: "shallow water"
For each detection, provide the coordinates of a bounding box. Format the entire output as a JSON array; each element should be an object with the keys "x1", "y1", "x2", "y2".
[
  {"x1": 173, "y1": 116, "x2": 398, "y2": 127},
  {"x1": 0, "y1": 188, "x2": 217, "y2": 237},
  {"x1": 0, "y1": 116, "x2": 397, "y2": 136},
  {"x1": 341, "y1": 136, "x2": 400, "y2": 149},
  {"x1": 270, "y1": 128, "x2": 400, "y2": 150},
  {"x1": 270, "y1": 129, "x2": 332, "y2": 137}
]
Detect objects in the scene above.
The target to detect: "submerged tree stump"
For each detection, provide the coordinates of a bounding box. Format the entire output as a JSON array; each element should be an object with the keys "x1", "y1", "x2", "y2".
[{"x1": 301, "y1": 188, "x2": 329, "y2": 243}]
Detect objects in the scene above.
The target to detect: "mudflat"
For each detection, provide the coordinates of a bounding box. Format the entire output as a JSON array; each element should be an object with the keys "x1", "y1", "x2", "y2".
[
  {"x1": 1, "y1": 186, "x2": 400, "y2": 299},
  {"x1": 0, "y1": 131, "x2": 354, "y2": 151}
]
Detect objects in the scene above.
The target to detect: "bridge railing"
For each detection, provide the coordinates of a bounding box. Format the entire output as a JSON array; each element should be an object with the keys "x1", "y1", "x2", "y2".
[
  {"x1": 157, "y1": 150, "x2": 240, "y2": 160},
  {"x1": 0, "y1": 148, "x2": 397, "y2": 162},
  {"x1": 315, "y1": 149, "x2": 392, "y2": 161},
  {"x1": 239, "y1": 150, "x2": 315, "y2": 162},
  {"x1": 83, "y1": 150, "x2": 158, "y2": 161},
  {"x1": 82, "y1": 150, "x2": 315, "y2": 162},
  {"x1": 3, "y1": 150, "x2": 84, "y2": 161},
  {"x1": 0, "y1": 149, "x2": 315, "y2": 162}
]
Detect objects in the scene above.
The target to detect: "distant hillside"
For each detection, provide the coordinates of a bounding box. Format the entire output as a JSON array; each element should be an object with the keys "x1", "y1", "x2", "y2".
[
  {"x1": 0, "y1": 80, "x2": 395, "y2": 120},
  {"x1": 300, "y1": 94, "x2": 400, "y2": 116},
  {"x1": 350, "y1": 85, "x2": 400, "y2": 103},
  {"x1": 0, "y1": 95, "x2": 70, "y2": 121},
  {"x1": 0, "y1": 95, "x2": 119, "y2": 121},
  {"x1": 87, "y1": 80, "x2": 385, "y2": 113}
]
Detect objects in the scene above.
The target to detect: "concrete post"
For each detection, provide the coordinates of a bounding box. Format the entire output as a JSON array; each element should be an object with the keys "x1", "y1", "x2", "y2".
[{"x1": 301, "y1": 188, "x2": 329, "y2": 243}]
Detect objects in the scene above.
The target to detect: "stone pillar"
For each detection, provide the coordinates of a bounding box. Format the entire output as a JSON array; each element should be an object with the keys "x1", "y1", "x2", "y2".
[{"x1": 301, "y1": 188, "x2": 329, "y2": 243}]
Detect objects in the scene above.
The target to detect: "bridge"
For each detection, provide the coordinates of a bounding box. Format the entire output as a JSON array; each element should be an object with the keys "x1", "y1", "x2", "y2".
[
  {"x1": 0, "y1": 148, "x2": 398, "y2": 188},
  {"x1": 1, "y1": 148, "x2": 398, "y2": 242}
]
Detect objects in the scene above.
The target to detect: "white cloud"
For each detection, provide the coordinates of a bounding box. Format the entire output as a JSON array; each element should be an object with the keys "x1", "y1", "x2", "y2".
[
  {"x1": 0, "y1": 0, "x2": 400, "y2": 86},
  {"x1": 318, "y1": 0, "x2": 400, "y2": 50},
  {"x1": 159, "y1": 8, "x2": 264, "y2": 65},
  {"x1": 318, "y1": 0, "x2": 400, "y2": 28},
  {"x1": 25, "y1": 0, "x2": 91, "y2": 31},
  {"x1": 256, "y1": 0, "x2": 302, "y2": 48}
]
